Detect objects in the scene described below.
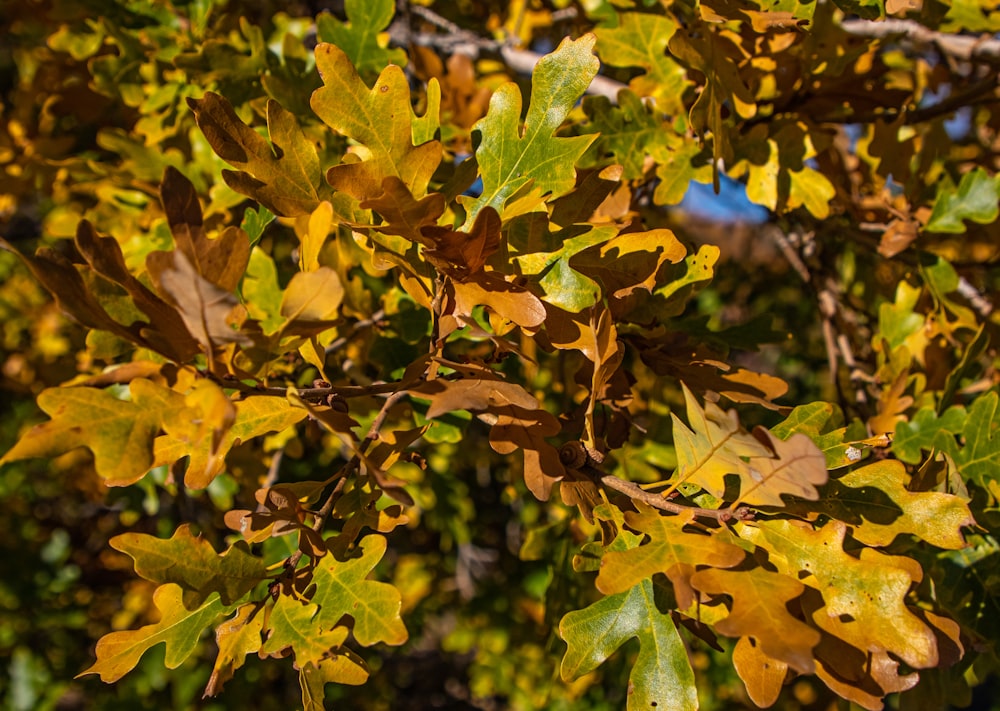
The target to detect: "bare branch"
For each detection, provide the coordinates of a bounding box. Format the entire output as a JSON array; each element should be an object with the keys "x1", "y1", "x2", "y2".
[{"x1": 841, "y1": 18, "x2": 1000, "y2": 67}]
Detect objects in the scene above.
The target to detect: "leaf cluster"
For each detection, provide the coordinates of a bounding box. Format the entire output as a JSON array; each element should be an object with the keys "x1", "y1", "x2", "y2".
[{"x1": 1, "y1": 1, "x2": 999, "y2": 710}]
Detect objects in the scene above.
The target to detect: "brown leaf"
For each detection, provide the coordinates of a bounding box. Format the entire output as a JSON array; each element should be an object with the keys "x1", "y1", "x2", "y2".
[
  {"x1": 411, "y1": 378, "x2": 539, "y2": 420},
  {"x1": 488, "y1": 396, "x2": 565, "y2": 500},
  {"x1": 359, "y1": 177, "x2": 446, "y2": 244},
  {"x1": 569, "y1": 227, "x2": 686, "y2": 300},
  {"x1": 736, "y1": 428, "x2": 829, "y2": 507},
  {"x1": 639, "y1": 334, "x2": 789, "y2": 409},
  {"x1": 1, "y1": 237, "x2": 142, "y2": 346},
  {"x1": 72, "y1": 222, "x2": 202, "y2": 361},
  {"x1": 160, "y1": 167, "x2": 250, "y2": 292},
  {"x1": 447, "y1": 272, "x2": 546, "y2": 329},
  {"x1": 147, "y1": 249, "x2": 254, "y2": 352},
  {"x1": 421, "y1": 206, "x2": 501, "y2": 278}
]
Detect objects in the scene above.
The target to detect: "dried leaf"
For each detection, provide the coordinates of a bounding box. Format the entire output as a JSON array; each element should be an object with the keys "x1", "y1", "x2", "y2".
[
  {"x1": 160, "y1": 166, "x2": 250, "y2": 291},
  {"x1": 147, "y1": 249, "x2": 255, "y2": 352}
]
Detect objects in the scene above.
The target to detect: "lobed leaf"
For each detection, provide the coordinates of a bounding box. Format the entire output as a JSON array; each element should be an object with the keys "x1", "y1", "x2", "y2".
[
  {"x1": 311, "y1": 43, "x2": 441, "y2": 201},
  {"x1": 739, "y1": 520, "x2": 939, "y2": 670},
  {"x1": 78, "y1": 584, "x2": 226, "y2": 683},
  {"x1": 1, "y1": 379, "x2": 185, "y2": 485},
  {"x1": 111, "y1": 524, "x2": 268, "y2": 609},
  {"x1": 188, "y1": 93, "x2": 329, "y2": 216},
  {"x1": 560, "y1": 527, "x2": 698, "y2": 711},
  {"x1": 462, "y1": 35, "x2": 599, "y2": 224}
]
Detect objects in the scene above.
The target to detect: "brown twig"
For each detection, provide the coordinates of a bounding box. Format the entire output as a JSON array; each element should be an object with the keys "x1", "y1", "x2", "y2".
[
  {"x1": 325, "y1": 309, "x2": 386, "y2": 354},
  {"x1": 582, "y1": 465, "x2": 754, "y2": 523}
]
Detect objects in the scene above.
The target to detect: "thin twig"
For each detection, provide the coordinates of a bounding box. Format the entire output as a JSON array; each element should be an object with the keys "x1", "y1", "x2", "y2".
[
  {"x1": 325, "y1": 309, "x2": 386, "y2": 354},
  {"x1": 583, "y1": 466, "x2": 754, "y2": 523}
]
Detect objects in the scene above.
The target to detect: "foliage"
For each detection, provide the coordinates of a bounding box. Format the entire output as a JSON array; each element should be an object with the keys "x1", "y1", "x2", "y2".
[{"x1": 1, "y1": 0, "x2": 999, "y2": 709}]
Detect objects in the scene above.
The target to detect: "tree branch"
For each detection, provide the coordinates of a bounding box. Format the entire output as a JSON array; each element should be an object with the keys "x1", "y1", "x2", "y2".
[
  {"x1": 581, "y1": 465, "x2": 755, "y2": 523},
  {"x1": 841, "y1": 18, "x2": 1000, "y2": 67}
]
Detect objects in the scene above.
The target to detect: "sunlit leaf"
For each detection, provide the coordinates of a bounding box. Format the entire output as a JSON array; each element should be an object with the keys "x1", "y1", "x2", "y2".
[
  {"x1": 462, "y1": 35, "x2": 599, "y2": 224},
  {"x1": 78, "y1": 584, "x2": 226, "y2": 682}
]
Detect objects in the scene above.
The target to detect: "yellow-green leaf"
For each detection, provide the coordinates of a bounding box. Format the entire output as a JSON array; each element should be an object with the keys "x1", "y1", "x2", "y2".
[
  {"x1": 738, "y1": 520, "x2": 940, "y2": 669},
  {"x1": 1, "y1": 379, "x2": 185, "y2": 485},
  {"x1": 461, "y1": 35, "x2": 599, "y2": 224},
  {"x1": 78, "y1": 584, "x2": 226, "y2": 683},
  {"x1": 311, "y1": 43, "x2": 442, "y2": 201},
  {"x1": 111, "y1": 524, "x2": 268, "y2": 608},
  {"x1": 310, "y1": 535, "x2": 408, "y2": 647}
]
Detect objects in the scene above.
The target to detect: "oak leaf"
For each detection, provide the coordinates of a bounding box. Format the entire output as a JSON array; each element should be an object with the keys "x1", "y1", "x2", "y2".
[
  {"x1": 670, "y1": 385, "x2": 826, "y2": 505},
  {"x1": 153, "y1": 394, "x2": 307, "y2": 489},
  {"x1": 188, "y1": 93, "x2": 330, "y2": 216},
  {"x1": 160, "y1": 166, "x2": 250, "y2": 291},
  {"x1": 261, "y1": 596, "x2": 369, "y2": 688},
  {"x1": 110, "y1": 524, "x2": 268, "y2": 608},
  {"x1": 596, "y1": 506, "x2": 745, "y2": 608},
  {"x1": 690, "y1": 566, "x2": 819, "y2": 672},
  {"x1": 204, "y1": 603, "x2": 264, "y2": 696},
  {"x1": 147, "y1": 249, "x2": 255, "y2": 352},
  {"x1": 309, "y1": 535, "x2": 408, "y2": 647},
  {"x1": 739, "y1": 520, "x2": 939, "y2": 669},
  {"x1": 1, "y1": 379, "x2": 185, "y2": 485},
  {"x1": 462, "y1": 35, "x2": 599, "y2": 224},
  {"x1": 311, "y1": 43, "x2": 442, "y2": 201},
  {"x1": 732, "y1": 636, "x2": 788, "y2": 708},
  {"x1": 594, "y1": 13, "x2": 688, "y2": 114},
  {"x1": 78, "y1": 584, "x2": 226, "y2": 682},
  {"x1": 560, "y1": 529, "x2": 697, "y2": 711}
]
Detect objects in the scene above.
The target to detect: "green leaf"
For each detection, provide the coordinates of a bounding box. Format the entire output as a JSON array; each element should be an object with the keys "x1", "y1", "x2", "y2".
[
  {"x1": 1, "y1": 379, "x2": 184, "y2": 485},
  {"x1": 110, "y1": 524, "x2": 268, "y2": 608},
  {"x1": 78, "y1": 584, "x2": 226, "y2": 683},
  {"x1": 316, "y1": 0, "x2": 407, "y2": 79},
  {"x1": 310, "y1": 535, "x2": 408, "y2": 647},
  {"x1": 462, "y1": 35, "x2": 600, "y2": 224},
  {"x1": 926, "y1": 168, "x2": 1000, "y2": 233},
  {"x1": 944, "y1": 392, "x2": 1000, "y2": 494},
  {"x1": 241, "y1": 205, "x2": 275, "y2": 247},
  {"x1": 559, "y1": 579, "x2": 697, "y2": 711},
  {"x1": 594, "y1": 13, "x2": 688, "y2": 114},
  {"x1": 892, "y1": 405, "x2": 966, "y2": 464},
  {"x1": 311, "y1": 43, "x2": 442, "y2": 202},
  {"x1": 242, "y1": 247, "x2": 285, "y2": 335}
]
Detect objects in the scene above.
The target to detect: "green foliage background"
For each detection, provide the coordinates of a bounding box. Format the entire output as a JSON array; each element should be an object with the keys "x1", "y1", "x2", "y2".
[{"x1": 1, "y1": 0, "x2": 999, "y2": 709}]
